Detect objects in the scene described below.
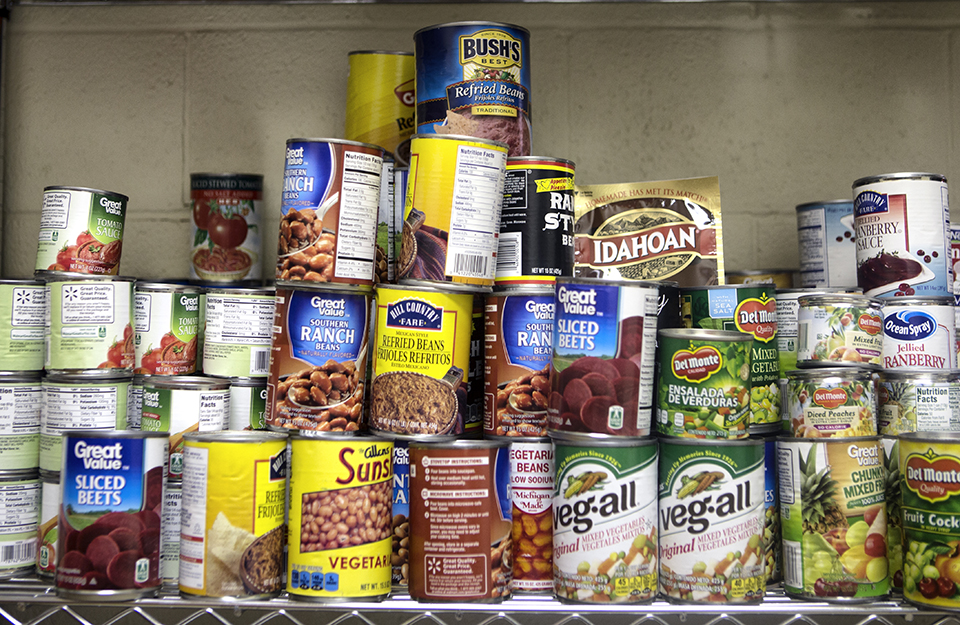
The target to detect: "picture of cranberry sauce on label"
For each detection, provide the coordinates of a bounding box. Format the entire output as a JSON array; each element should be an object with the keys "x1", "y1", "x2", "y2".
[{"x1": 548, "y1": 280, "x2": 658, "y2": 436}]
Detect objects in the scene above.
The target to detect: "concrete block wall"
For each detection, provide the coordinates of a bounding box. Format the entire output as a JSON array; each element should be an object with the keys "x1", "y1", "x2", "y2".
[{"x1": 1, "y1": 2, "x2": 957, "y2": 280}]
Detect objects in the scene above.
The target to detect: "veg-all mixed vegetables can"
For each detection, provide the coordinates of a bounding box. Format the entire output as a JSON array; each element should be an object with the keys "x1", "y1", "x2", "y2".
[
  {"x1": 509, "y1": 438, "x2": 554, "y2": 593},
  {"x1": 0, "y1": 280, "x2": 45, "y2": 371},
  {"x1": 549, "y1": 278, "x2": 658, "y2": 437},
  {"x1": 658, "y1": 437, "x2": 765, "y2": 604},
  {"x1": 0, "y1": 471, "x2": 40, "y2": 579},
  {"x1": 278, "y1": 138, "x2": 384, "y2": 289},
  {"x1": 189, "y1": 174, "x2": 263, "y2": 284},
  {"x1": 796, "y1": 294, "x2": 883, "y2": 368},
  {"x1": 133, "y1": 282, "x2": 201, "y2": 376},
  {"x1": 552, "y1": 433, "x2": 657, "y2": 603},
  {"x1": 853, "y1": 173, "x2": 951, "y2": 298},
  {"x1": 655, "y1": 328, "x2": 752, "y2": 439},
  {"x1": 36, "y1": 473, "x2": 60, "y2": 578},
  {"x1": 56, "y1": 430, "x2": 167, "y2": 600},
  {"x1": 763, "y1": 434, "x2": 782, "y2": 584},
  {"x1": 882, "y1": 436, "x2": 903, "y2": 593},
  {"x1": 287, "y1": 435, "x2": 393, "y2": 602},
  {"x1": 881, "y1": 296, "x2": 956, "y2": 369},
  {"x1": 682, "y1": 284, "x2": 781, "y2": 430},
  {"x1": 35, "y1": 186, "x2": 127, "y2": 276},
  {"x1": 345, "y1": 51, "x2": 415, "y2": 156},
  {"x1": 877, "y1": 369, "x2": 960, "y2": 435},
  {"x1": 785, "y1": 368, "x2": 877, "y2": 438},
  {"x1": 778, "y1": 436, "x2": 888, "y2": 601},
  {"x1": 796, "y1": 200, "x2": 858, "y2": 288},
  {"x1": 202, "y1": 287, "x2": 275, "y2": 379},
  {"x1": 0, "y1": 371, "x2": 42, "y2": 472}
]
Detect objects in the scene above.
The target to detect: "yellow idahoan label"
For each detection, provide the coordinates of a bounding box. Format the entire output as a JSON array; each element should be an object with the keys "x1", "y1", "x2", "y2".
[{"x1": 288, "y1": 437, "x2": 394, "y2": 599}]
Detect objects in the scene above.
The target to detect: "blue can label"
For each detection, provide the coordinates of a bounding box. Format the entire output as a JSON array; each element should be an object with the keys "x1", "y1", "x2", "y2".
[{"x1": 391, "y1": 442, "x2": 409, "y2": 587}]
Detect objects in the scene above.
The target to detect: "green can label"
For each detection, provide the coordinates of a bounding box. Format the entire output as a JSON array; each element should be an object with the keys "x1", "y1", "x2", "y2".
[
  {"x1": 882, "y1": 437, "x2": 903, "y2": 592},
  {"x1": 141, "y1": 384, "x2": 229, "y2": 478},
  {"x1": 0, "y1": 284, "x2": 45, "y2": 371}
]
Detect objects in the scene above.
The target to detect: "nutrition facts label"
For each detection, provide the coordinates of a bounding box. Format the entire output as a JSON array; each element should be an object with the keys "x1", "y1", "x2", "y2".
[
  {"x1": 204, "y1": 296, "x2": 273, "y2": 344},
  {"x1": 0, "y1": 385, "x2": 41, "y2": 434},
  {"x1": 42, "y1": 386, "x2": 118, "y2": 431},
  {"x1": 336, "y1": 151, "x2": 382, "y2": 281},
  {"x1": 0, "y1": 482, "x2": 39, "y2": 535},
  {"x1": 179, "y1": 445, "x2": 209, "y2": 591},
  {"x1": 447, "y1": 145, "x2": 506, "y2": 281}
]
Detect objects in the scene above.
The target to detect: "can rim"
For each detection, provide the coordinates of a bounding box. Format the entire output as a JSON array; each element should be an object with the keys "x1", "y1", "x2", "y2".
[
  {"x1": 798, "y1": 293, "x2": 883, "y2": 306},
  {"x1": 853, "y1": 172, "x2": 947, "y2": 187},
  {"x1": 899, "y1": 431, "x2": 960, "y2": 444},
  {"x1": 786, "y1": 368, "x2": 876, "y2": 380},
  {"x1": 795, "y1": 200, "x2": 853, "y2": 210},
  {"x1": 204, "y1": 286, "x2": 276, "y2": 297},
  {"x1": 506, "y1": 156, "x2": 576, "y2": 168},
  {"x1": 189, "y1": 173, "x2": 264, "y2": 180},
  {"x1": 682, "y1": 283, "x2": 777, "y2": 292},
  {"x1": 0, "y1": 469, "x2": 40, "y2": 481},
  {"x1": 37, "y1": 272, "x2": 136, "y2": 283},
  {"x1": 658, "y1": 328, "x2": 753, "y2": 342},
  {"x1": 0, "y1": 371, "x2": 42, "y2": 382},
  {"x1": 0, "y1": 279, "x2": 42, "y2": 286},
  {"x1": 880, "y1": 295, "x2": 955, "y2": 306},
  {"x1": 878, "y1": 369, "x2": 960, "y2": 381},
  {"x1": 134, "y1": 281, "x2": 203, "y2": 293},
  {"x1": 409, "y1": 438, "x2": 509, "y2": 450},
  {"x1": 61, "y1": 429, "x2": 168, "y2": 440},
  {"x1": 411, "y1": 133, "x2": 508, "y2": 152},
  {"x1": 185, "y1": 430, "x2": 288, "y2": 443},
  {"x1": 142, "y1": 375, "x2": 231, "y2": 391},
  {"x1": 548, "y1": 431, "x2": 656, "y2": 447},
  {"x1": 489, "y1": 287, "x2": 555, "y2": 298},
  {"x1": 44, "y1": 370, "x2": 134, "y2": 383},
  {"x1": 556, "y1": 276, "x2": 662, "y2": 291},
  {"x1": 375, "y1": 282, "x2": 476, "y2": 300},
  {"x1": 777, "y1": 435, "x2": 881, "y2": 443},
  {"x1": 285, "y1": 137, "x2": 385, "y2": 154},
  {"x1": 659, "y1": 434, "x2": 764, "y2": 447},
  {"x1": 276, "y1": 280, "x2": 372, "y2": 294},
  {"x1": 777, "y1": 287, "x2": 863, "y2": 295},
  {"x1": 413, "y1": 21, "x2": 531, "y2": 38},
  {"x1": 348, "y1": 50, "x2": 413, "y2": 56},
  {"x1": 43, "y1": 186, "x2": 129, "y2": 202},
  {"x1": 228, "y1": 377, "x2": 269, "y2": 387}
]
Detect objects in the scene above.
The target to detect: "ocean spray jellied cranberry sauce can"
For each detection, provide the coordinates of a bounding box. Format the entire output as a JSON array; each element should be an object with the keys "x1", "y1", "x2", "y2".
[{"x1": 881, "y1": 296, "x2": 956, "y2": 370}]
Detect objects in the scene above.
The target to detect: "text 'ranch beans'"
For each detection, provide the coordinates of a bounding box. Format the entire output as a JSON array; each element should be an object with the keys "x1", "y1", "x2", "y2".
[
  {"x1": 36, "y1": 187, "x2": 127, "y2": 275},
  {"x1": 509, "y1": 439, "x2": 554, "y2": 593},
  {"x1": 658, "y1": 438, "x2": 765, "y2": 604},
  {"x1": 553, "y1": 434, "x2": 657, "y2": 604},
  {"x1": 548, "y1": 278, "x2": 658, "y2": 437},
  {"x1": 0, "y1": 280, "x2": 45, "y2": 372},
  {"x1": 778, "y1": 437, "x2": 888, "y2": 601},
  {"x1": 287, "y1": 436, "x2": 393, "y2": 601},
  {"x1": 56, "y1": 431, "x2": 167, "y2": 600},
  {"x1": 881, "y1": 296, "x2": 957, "y2": 370},
  {"x1": 133, "y1": 283, "x2": 201, "y2": 376}
]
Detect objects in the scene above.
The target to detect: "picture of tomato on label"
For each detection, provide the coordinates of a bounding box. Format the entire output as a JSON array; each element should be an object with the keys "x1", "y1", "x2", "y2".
[
  {"x1": 49, "y1": 230, "x2": 122, "y2": 275},
  {"x1": 98, "y1": 324, "x2": 134, "y2": 370},
  {"x1": 135, "y1": 331, "x2": 198, "y2": 375},
  {"x1": 192, "y1": 200, "x2": 256, "y2": 280}
]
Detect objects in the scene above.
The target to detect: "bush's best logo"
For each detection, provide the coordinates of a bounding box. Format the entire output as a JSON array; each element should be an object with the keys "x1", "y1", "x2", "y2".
[
  {"x1": 734, "y1": 296, "x2": 776, "y2": 342},
  {"x1": 459, "y1": 30, "x2": 522, "y2": 68},
  {"x1": 905, "y1": 448, "x2": 960, "y2": 503},
  {"x1": 671, "y1": 346, "x2": 722, "y2": 382},
  {"x1": 813, "y1": 387, "x2": 848, "y2": 410},
  {"x1": 858, "y1": 313, "x2": 883, "y2": 336}
]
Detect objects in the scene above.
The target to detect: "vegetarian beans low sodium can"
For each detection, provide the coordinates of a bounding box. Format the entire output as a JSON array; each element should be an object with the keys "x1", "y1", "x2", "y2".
[
  {"x1": 190, "y1": 173, "x2": 263, "y2": 283},
  {"x1": 35, "y1": 186, "x2": 127, "y2": 275},
  {"x1": 796, "y1": 294, "x2": 883, "y2": 367},
  {"x1": 408, "y1": 440, "x2": 512, "y2": 602},
  {"x1": 509, "y1": 439, "x2": 554, "y2": 593},
  {"x1": 878, "y1": 369, "x2": 960, "y2": 435},
  {"x1": 553, "y1": 433, "x2": 657, "y2": 603},
  {"x1": 785, "y1": 368, "x2": 877, "y2": 438},
  {"x1": 658, "y1": 437, "x2": 765, "y2": 604},
  {"x1": 0, "y1": 472, "x2": 40, "y2": 578},
  {"x1": 287, "y1": 435, "x2": 393, "y2": 601},
  {"x1": 202, "y1": 287, "x2": 275, "y2": 378},
  {"x1": 56, "y1": 430, "x2": 167, "y2": 600},
  {"x1": 0, "y1": 280, "x2": 45, "y2": 371},
  {"x1": 881, "y1": 296, "x2": 956, "y2": 369},
  {"x1": 133, "y1": 282, "x2": 201, "y2": 375},
  {"x1": 778, "y1": 436, "x2": 888, "y2": 601},
  {"x1": 179, "y1": 431, "x2": 287, "y2": 599},
  {"x1": 655, "y1": 328, "x2": 753, "y2": 439}
]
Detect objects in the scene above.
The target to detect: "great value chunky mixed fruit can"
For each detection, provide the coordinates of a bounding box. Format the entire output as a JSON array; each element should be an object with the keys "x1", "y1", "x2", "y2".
[
  {"x1": 36, "y1": 186, "x2": 127, "y2": 275},
  {"x1": 658, "y1": 437, "x2": 765, "y2": 604},
  {"x1": 778, "y1": 436, "x2": 888, "y2": 601}
]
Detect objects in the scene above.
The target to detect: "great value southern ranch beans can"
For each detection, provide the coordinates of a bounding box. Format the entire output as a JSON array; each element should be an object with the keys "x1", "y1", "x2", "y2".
[
  {"x1": 881, "y1": 296, "x2": 956, "y2": 369},
  {"x1": 552, "y1": 433, "x2": 657, "y2": 604},
  {"x1": 796, "y1": 200, "x2": 858, "y2": 288},
  {"x1": 179, "y1": 431, "x2": 287, "y2": 599},
  {"x1": 203, "y1": 287, "x2": 275, "y2": 378},
  {"x1": 658, "y1": 437, "x2": 765, "y2": 604},
  {"x1": 854, "y1": 173, "x2": 951, "y2": 298},
  {"x1": 0, "y1": 372, "x2": 42, "y2": 472},
  {"x1": 549, "y1": 278, "x2": 658, "y2": 437},
  {"x1": 287, "y1": 435, "x2": 393, "y2": 601},
  {"x1": 133, "y1": 282, "x2": 201, "y2": 376},
  {"x1": 190, "y1": 173, "x2": 263, "y2": 284},
  {"x1": 878, "y1": 370, "x2": 960, "y2": 435},
  {"x1": 779, "y1": 436, "x2": 888, "y2": 601},
  {"x1": 35, "y1": 186, "x2": 127, "y2": 275},
  {"x1": 56, "y1": 430, "x2": 167, "y2": 600},
  {"x1": 0, "y1": 280, "x2": 45, "y2": 371},
  {"x1": 796, "y1": 293, "x2": 883, "y2": 368},
  {"x1": 408, "y1": 439, "x2": 512, "y2": 602},
  {"x1": 785, "y1": 368, "x2": 876, "y2": 438},
  {"x1": 278, "y1": 138, "x2": 384, "y2": 288},
  {"x1": 509, "y1": 438, "x2": 554, "y2": 593}
]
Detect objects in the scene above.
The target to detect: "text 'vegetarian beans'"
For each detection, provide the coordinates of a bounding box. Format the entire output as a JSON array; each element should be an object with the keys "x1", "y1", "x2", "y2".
[
  {"x1": 509, "y1": 439, "x2": 554, "y2": 593},
  {"x1": 133, "y1": 283, "x2": 201, "y2": 376},
  {"x1": 0, "y1": 280, "x2": 45, "y2": 371},
  {"x1": 35, "y1": 186, "x2": 127, "y2": 276}
]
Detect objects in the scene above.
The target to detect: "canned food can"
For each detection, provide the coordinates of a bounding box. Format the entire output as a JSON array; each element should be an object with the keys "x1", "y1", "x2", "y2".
[
  {"x1": 854, "y1": 173, "x2": 952, "y2": 298},
  {"x1": 726, "y1": 270, "x2": 795, "y2": 289},
  {"x1": 161, "y1": 479, "x2": 181, "y2": 588},
  {"x1": 189, "y1": 174, "x2": 263, "y2": 283},
  {"x1": 409, "y1": 439, "x2": 512, "y2": 602},
  {"x1": 345, "y1": 51, "x2": 415, "y2": 156},
  {"x1": 778, "y1": 436, "x2": 888, "y2": 601},
  {"x1": 0, "y1": 372, "x2": 42, "y2": 472},
  {"x1": 0, "y1": 280, "x2": 45, "y2": 371},
  {"x1": 683, "y1": 284, "x2": 781, "y2": 428},
  {"x1": 44, "y1": 274, "x2": 135, "y2": 372},
  {"x1": 36, "y1": 473, "x2": 60, "y2": 578},
  {"x1": 658, "y1": 437, "x2": 765, "y2": 604},
  {"x1": 140, "y1": 376, "x2": 231, "y2": 479},
  {"x1": 657, "y1": 281, "x2": 683, "y2": 330},
  {"x1": 655, "y1": 328, "x2": 753, "y2": 439},
  {"x1": 881, "y1": 296, "x2": 956, "y2": 369},
  {"x1": 785, "y1": 368, "x2": 877, "y2": 438},
  {"x1": 496, "y1": 157, "x2": 575, "y2": 287},
  {"x1": 391, "y1": 441, "x2": 409, "y2": 590},
  {"x1": 509, "y1": 439, "x2": 553, "y2": 593},
  {"x1": 393, "y1": 166, "x2": 408, "y2": 276},
  {"x1": 0, "y1": 471, "x2": 40, "y2": 579},
  {"x1": 549, "y1": 278, "x2": 659, "y2": 437},
  {"x1": 35, "y1": 186, "x2": 127, "y2": 275},
  {"x1": 464, "y1": 293, "x2": 485, "y2": 437},
  {"x1": 763, "y1": 434, "x2": 782, "y2": 585},
  {"x1": 796, "y1": 293, "x2": 883, "y2": 368},
  {"x1": 202, "y1": 287, "x2": 274, "y2": 378},
  {"x1": 414, "y1": 22, "x2": 531, "y2": 156},
  {"x1": 133, "y1": 282, "x2": 201, "y2": 375},
  {"x1": 484, "y1": 289, "x2": 553, "y2": 438},
  {"x1": 552, "y1": 433, "x2": 657, "y2": 603},
  {"x1": 370, "y1": 284, "x2": 472, "y2": 438},
  {"x1": 41, "y1": 372, "x2": 132, "y2": 474},
  {"x1": 881, "y1": 436, "x2": 903, "y2": 594},
  {"x1": 56, "y1": 430, "x2": 167, "y2": 600},
  {"x1": 796, "y1": 200, "x2": 858, "y2": 288},
  {"x1": 179, "y1": 431, "x2": 287, "y2": 599},
  {"x1": 399, "y1": 134, "x2": 507, "y2": 290},
  {"x1": 878, "y1": 369, "x2": 960, "y2": 435},
  {"x1": 287, "y1": 435, "x2": 393, "y2": 601},
  {"x1": 278, "y1": 138, "x2": 385, "y2": 289},
  {"x1": 776, "y1": 288, "x2": 863, "y2": 380},
  {"x1": 229, "y1": 378, "x2": 267, "y2": 430},
  {"x1": 127, "y1": 374, "x2": 144, "y2": 431},
  {"x1": 266, "y1": 285, "x2": 369, "y2": 434},
  {"x1": 375, "y1": 158, "x2": 395, "y2": 284}
]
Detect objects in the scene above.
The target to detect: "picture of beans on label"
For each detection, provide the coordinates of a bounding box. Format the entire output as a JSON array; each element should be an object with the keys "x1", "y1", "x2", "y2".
[{"x1": 494, "y1": 366, "x2": 549, "y2": 435}]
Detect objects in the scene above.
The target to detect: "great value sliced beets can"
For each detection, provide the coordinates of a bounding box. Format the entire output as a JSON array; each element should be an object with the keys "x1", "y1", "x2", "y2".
[
  {"x1": 0, "y1": 372, "x2": 42, "y2": 472},
  {"x1": 287, "y1": 435, "x2": 393, "y2": 602},
  {"x1": 0, "y1": 471, "x2": 40, "y2": 579},
  {"x1": 56, "y1": 430, "x2": 167, "y2": 600},
  {"x1": 202, "y1": 287, "x2": 275, "y2": 378},
  {"x1": 0, "y1": 280, "x2": 45, "y2": 371},
  {"x1": 35, "y1": 186, "x2": 127, "y2": 275},
  {"x1": 398, "y1": 134, "x2": 507, "y2": 290},
  {"x1": 553, "y1": 433, "x2": 657, "y2": 603},
  {"x1": 190, "y1": 174, "x2": 263, "y2": 284},
  {"x1": 881, "y1": 296, "x2": 956, "y2": 369},
  {"x1": 878, "y1": 369, "x2": 960, "y2": 435},
  {"x1": 796, "y1": 293, "x2": 883, "y2": 368},
  {"x1": 854, "y1": 173, "x2": 952, "y2": 298},
  {"x1": 496, "y1": 157, "x2": 575, "y2": 287},
  {"x1": 414, "y1": 22, "x2": 531, "y2": 157},
  {"x1": 133, "y1": 282, "x2": 201, "y2": 376},
  {"x1": 785, "y1": 368, "x2": 876, "y2": 438},
  {"x1": 266, "y1": 285, "x2": 369, "y2": 434},
  {"x1": 509, "y1": 438, "x2": 553, "y2": 593},
  {"x1": 796, "y1": 200, "x2": 858, "y2": 288},
  {"x1": 278, "y1": 138, "x2": 385, "y2": 288},
  {"x1": 658, "y1": 437, "x2": 765, "y2": 604},
  {"x1": 548, "y1": 278, "x2": 658, "y2": 437}
]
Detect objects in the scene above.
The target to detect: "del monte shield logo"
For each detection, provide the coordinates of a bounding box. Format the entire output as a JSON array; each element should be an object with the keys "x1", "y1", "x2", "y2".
[
  {"x1": 672, "y1": 345, "x2": 722, "y2": 382},
  {"x1": 734, "y1": 295, "x2": 777, "y2": 342},
  {"x1": 905, "y1": 448, "x2": 960, "y2": 503}
]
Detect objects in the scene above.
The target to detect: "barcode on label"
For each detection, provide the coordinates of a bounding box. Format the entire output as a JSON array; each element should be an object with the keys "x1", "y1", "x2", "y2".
[
  {"x1": 453, "y1": 253, "x2": 489, "y2": 278},
  {"x1": 250, "y1": 348, "x2": 270, "y2": 375},
  {"x1": 1, "y1": 540, "x2": 35, "y2": 565},
  {"x1": 496, "y1": 233, "x2": 521, "y2": 274},
  {"x1": 783, "y1": 539, "x2": 802, "y2": 589}
]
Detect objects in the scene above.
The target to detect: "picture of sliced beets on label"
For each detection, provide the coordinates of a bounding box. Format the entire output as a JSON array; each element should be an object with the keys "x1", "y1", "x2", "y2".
[
  {"x1": 56, "y1": 465, "x2": 163, "y2": 593},
  {"x1": 548, "y1": 315, "x2": 648, "y2": 436}
]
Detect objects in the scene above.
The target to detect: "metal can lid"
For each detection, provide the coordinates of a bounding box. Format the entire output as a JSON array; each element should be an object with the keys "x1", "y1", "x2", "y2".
[
  {"x1": 44, "y1": 370, "x2": 134, "y2": 383},
  {"x1": 410, "y1": 133, "x2": 509, "y2": 153},
  {"x1": 61, "y1": 429, "x2": 168, "y2": 441},
  {"x1": 682, "y1": 283, "x2": 776, "y2": 293},
  {"x1": 658, "y1": 435, "x2": 764, "y2": 448},
  {"x1": 798, "y1": 293, "x2": 883, "y2": 308},
  {"x1": 556, "y1": 276, "x2": 662, "y2": 291},
  {"x1": 795, "y1": 199, "x2": 853, "y2": 210},
  {"x1": 43, "y1": 186, "x2": 129, "y2": 202},
  {"x1": 0, "y1": 371, "x2": 42, "y2": 384},
  {"x1": 548, "y1": 431, "x2": 656, "y2": 448},
  {"x1": 414, "y1": 21, "x2": 530, "y2": 38},
  {"x1": 777, "y1": 287, "x2": 863, "y2": 296},
  {"x1": 36, "y1": 271, "x2": 136, "y2": 284},
  {"x1": 0, "y1": 469, "x2": 39, "y2": 482},
  {"x1": 853, "y1": 172, "x2": 947, "y2": 188},
  {"x1": 185, "y1": 430, "x2": 288, "y2": 444},
  {"x1": 189, "y1": 172, "x2": 263, "y2": 181},
  {"x1": 348, "y1": 50, "x2": 413, "y2": 57},
  {"x1": 276, "y1": 280, "x2": 372, "y2": 295},
  {"x1": 204, "y1": 285, "x2": 275, "y2": 297},
  {"x1": 786, "y1": 368, "x2": 876, "y2": 382},
  {"x1": 142, "y1": 375, "x2": 231, "y2": 391},
  {"x1": 658, "y1": 328, "x2": 753, "y2": 343},
  {"x1": 489, "y1": 286, "x2": 555, "y2": 299},
  {"x1": 877, "y1": 369, "x2": 960, "y2": 384},
  {"x1": 228, "y1": 377, "x2": 268, "y2": 388},
  {"x1": 880, "y1": 295, "x2": 955, "y2": 307},
  {"x1": 134, "y1": 281, "x2": 202, "y2": 294},
  {"x1": 777, "y1": 434, "x2": 881, "y2": 444},
  {"x1": 0, "y1": 279, "x2": 42, "y2": 287},
  {"x1": 506, "y1": 156, "x2": 576, "y2": 169},
  {"x1": 409, "y1": 438, "x2": 509, "y2": 451},
  {"x1": 285, "y1": 137, "x2": 384, "y2": 155}
]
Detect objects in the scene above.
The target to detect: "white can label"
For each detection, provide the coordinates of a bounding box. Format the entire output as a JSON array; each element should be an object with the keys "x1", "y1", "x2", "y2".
[
  {"x1": 178, "y1": 445, "x2": 209, "y2": 590},
  {"x1": 882, "y1": 304, "x2": 956, "y2": 370}
]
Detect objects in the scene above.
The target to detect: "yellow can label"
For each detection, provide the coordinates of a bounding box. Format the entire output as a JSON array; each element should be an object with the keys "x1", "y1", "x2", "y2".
[
  {"x1": 344, "y1": 53, "x2": 415, "y2": 155},
  {"x1": 287, "y1": 437, "x2": 394, "y2": 599}
]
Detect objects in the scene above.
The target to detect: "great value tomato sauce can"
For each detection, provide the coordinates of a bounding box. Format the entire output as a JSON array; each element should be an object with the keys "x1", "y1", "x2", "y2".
[
  {"x1": 190, "y1": 174, "x2": 263, "y2": 284},
  {"x1": 202, "y1": 287, "x2": 275, "y2": 379},
  {"x1": 35, "y1": 186, "x2": 127, "y2": 275},
  {"x1": 133, "y1": 282, "x2": 201, "y2": 376}
]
